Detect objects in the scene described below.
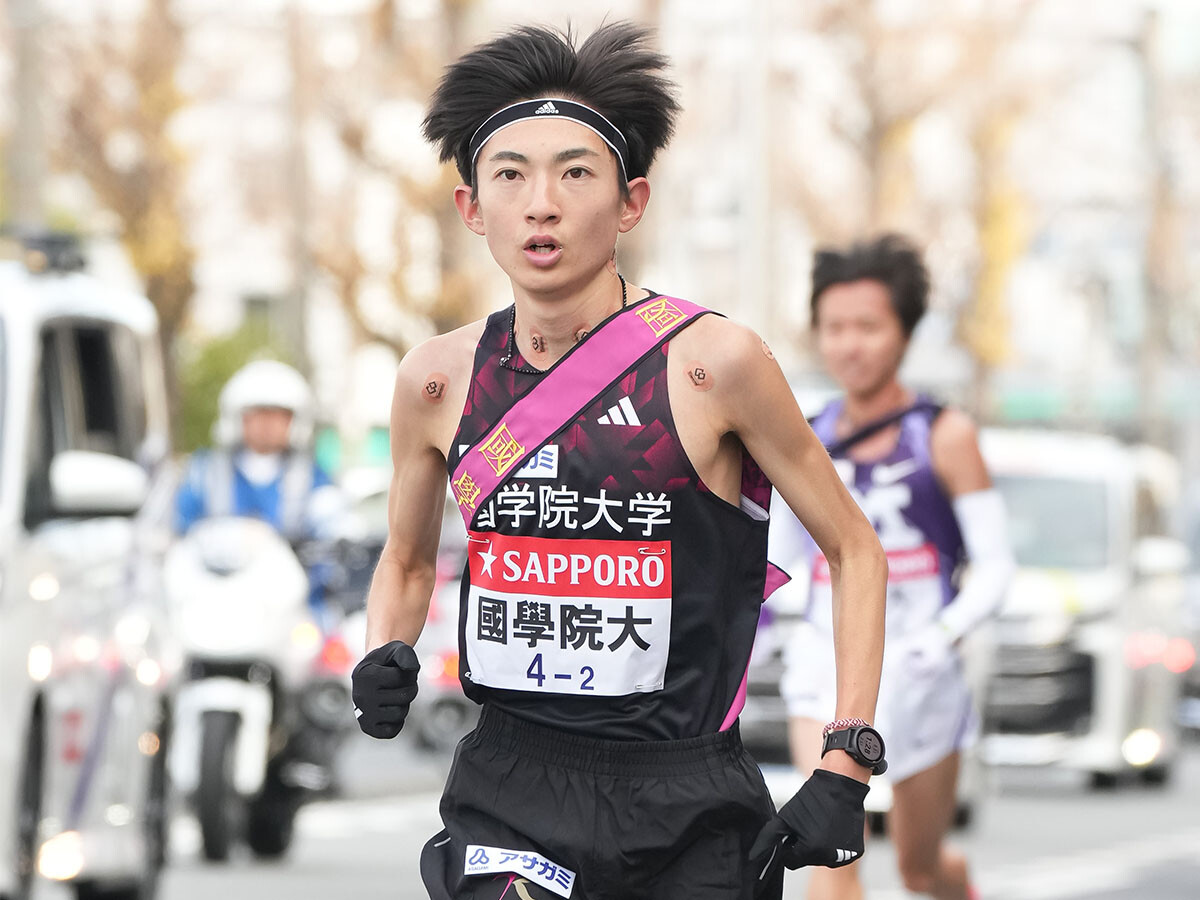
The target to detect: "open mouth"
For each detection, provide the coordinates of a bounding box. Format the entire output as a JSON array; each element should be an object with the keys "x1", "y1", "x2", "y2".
[{"x1": 525, "y1": 240, "x2": 561, "y2": 255}]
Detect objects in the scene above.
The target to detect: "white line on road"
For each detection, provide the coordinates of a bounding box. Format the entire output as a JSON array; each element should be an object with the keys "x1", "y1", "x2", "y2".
[
  {"x1": 169, "y1": 792, "x2": 446, "y2": 857},
  {"x1": 978, "y1": 827, "x2": 1200, "y2": 900},
  {"x1": 169, "y1": 791, "x2": 1199, "y2": 900}
]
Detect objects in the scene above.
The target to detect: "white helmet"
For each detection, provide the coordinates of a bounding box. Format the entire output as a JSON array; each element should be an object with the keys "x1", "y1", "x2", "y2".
[{"x1": 214, "y1": 360, "x2": 314, "y2": 448}]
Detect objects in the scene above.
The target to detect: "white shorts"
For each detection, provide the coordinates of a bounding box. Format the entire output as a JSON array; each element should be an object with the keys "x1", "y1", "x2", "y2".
[{"x1": 780, "y1": 622, "x2": 977, "y2": 783}]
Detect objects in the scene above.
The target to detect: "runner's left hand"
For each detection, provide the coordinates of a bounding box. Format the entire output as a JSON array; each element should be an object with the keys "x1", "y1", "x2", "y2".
[
  {"x1": 749, "y1": 769, "x2": 869, "y2": 876},
  {"x1": 905, "y1": 621, "x2": 956, "y2": 677}
]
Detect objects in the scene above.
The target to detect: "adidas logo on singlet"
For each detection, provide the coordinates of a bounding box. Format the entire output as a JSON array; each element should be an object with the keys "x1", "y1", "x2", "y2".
[
  {"x1": 534, "y1": 101, "x2": 560, "y2": 115},
  {"x1": 597, "y1": 396, "x2": 642, "y2": 427}
]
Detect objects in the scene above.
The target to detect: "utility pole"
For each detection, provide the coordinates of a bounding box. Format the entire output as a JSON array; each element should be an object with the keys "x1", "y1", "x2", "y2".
[
  {"x1": 738, "y1": 0, "x2": 772, "y2": 335},
  {"x1": 286, "y1": 2, "x2": 313, "y2": 377},
  {"x1": 6, "y1": 0, "x2": 45, "y2": 229},
  {"x1": 1138, "y1": 9, "x2": 1176, "y2": 448}
]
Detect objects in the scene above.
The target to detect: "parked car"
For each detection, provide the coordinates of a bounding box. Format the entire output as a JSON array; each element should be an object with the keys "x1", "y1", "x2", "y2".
[
  {"x1": 978, "y1": 429, "x2": 1190, "y2": 787},
  {"x1": 0, "y1": 235, "x2": 178, "y2": 900}
]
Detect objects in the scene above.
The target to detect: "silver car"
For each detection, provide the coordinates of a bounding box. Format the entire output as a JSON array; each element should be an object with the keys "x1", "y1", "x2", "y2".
[{"x1": 978, "y1": 429, "x2": 1189, "y2": 787}]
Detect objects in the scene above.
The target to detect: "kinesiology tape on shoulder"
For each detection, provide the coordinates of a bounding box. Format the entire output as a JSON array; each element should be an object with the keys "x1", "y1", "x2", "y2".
[{"x1": 939, "y1": 488, "x2": 1016, "y2": 641}]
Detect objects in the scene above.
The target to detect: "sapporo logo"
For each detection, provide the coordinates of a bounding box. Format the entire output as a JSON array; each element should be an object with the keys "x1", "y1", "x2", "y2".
[
  {"x1": 478, "y1": 423, "x2": 526, "y2": 477},
  {"x1": 636, "y1": 299, "x2": 686, "y2": 337},
  {"x1": 452, "y1": 472, "x2": 482, "y2": 510}
]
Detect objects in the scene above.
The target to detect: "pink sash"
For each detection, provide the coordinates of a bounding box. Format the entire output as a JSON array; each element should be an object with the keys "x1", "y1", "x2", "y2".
[{"x1": 449, "y1": 295, "x2": 710, "y2": 528}]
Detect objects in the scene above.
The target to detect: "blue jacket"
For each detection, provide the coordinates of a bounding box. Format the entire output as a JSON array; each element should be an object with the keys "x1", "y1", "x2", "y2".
[{"x1": 175, "y1": 448, "x2": 333, "y2": 539}]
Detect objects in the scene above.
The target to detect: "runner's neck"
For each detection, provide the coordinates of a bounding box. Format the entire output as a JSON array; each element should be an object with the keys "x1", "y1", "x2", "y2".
[
  {"x1": 839, "y1": 380, "x2": 913, "y2": 433},
  {"x1": 510, "y1": 272, "x2": 635, "y2": 366}
]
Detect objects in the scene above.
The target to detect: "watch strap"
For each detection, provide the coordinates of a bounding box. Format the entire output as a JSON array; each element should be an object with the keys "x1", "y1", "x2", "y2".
[{"x1": 822, "y1": 725, "x2": 888, "y2": 776}]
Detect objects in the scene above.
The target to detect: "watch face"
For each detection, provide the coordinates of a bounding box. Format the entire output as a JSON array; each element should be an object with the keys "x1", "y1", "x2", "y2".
[{"x1": 855, "y1": 730, "x2": 883, "y2": 762}]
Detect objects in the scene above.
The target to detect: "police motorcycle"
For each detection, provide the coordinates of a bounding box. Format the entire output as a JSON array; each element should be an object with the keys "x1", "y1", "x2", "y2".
[{"x1": 164, "y1": 362, "x2": 354, "y2": 861}]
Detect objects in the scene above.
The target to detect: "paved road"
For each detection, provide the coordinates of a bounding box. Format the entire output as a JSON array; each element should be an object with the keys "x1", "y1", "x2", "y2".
[{"x1": 33, "y1": 736, "x2": 1200, "y2": 899}]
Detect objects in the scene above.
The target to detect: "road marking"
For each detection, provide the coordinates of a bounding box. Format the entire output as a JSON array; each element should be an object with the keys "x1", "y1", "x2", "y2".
[
  {"x1": 978, "y1": 827, "x2": 1200, "y2": 899},
  {"x1": 168, "y1": 792, "x2": 446, "y2": 857},
  {"x1": 169, "y1": 791, "x2": 1200, "y2": 900},
  {"x1": 760, "y1": 764, "x2": 1200, "y2": 900},
  {"x1": 852, "y1": 827, "x2": 1200, "y2": 900}
]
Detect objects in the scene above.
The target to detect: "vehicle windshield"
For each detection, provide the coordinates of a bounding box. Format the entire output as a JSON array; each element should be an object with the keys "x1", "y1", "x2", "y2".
[{"x1": 994, "y1": 474, "x2": 1111, "y2": 569}]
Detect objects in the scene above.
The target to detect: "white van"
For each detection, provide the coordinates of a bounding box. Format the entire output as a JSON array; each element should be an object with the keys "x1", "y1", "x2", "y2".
[
  {"x1": 0, "y1": 238, "x2": 178, "y2": 900},
  {"x1": 978, "y1": 428, "x2": 1189, "y2": 786}
]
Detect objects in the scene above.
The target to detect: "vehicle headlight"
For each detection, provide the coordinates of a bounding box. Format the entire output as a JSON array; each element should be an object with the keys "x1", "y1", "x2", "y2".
[
  {"x1": 1121, "y1": 729, "x2": 1162, "y2": 767},
  {"x1": 37, "y1": 830, "x2": 84, "y2": 881},
  {"x1": 29, "y1": 572, "x2": 59, "y2": 602},
  {"x1": 290, "y1": 621, "x2": 322, "y2": 651},
  {"x1": 135, "y1": 658, "x2": 163, "y2": 687},
  {"x1": 115, "y1": 613, "x2": 152, "y2": 648},
  {"x1": 27, "y1": 644, "x2": 53, "y2": 682}
]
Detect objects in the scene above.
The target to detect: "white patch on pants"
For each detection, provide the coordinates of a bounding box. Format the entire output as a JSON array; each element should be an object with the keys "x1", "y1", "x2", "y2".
[{"x1": 464, "y1": 844, "x2": 575, "y2": 898}]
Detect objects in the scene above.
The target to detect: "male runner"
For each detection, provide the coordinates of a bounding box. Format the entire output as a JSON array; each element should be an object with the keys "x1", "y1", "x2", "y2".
[
  {"x1": 774, "y1": 235, "x2": 1015, "y2": 900},
  {"x1": 352, "y1": 23, "x2": 889, "y2": 899}
]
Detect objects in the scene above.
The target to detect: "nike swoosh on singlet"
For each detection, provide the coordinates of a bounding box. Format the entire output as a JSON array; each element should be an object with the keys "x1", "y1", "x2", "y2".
[{"x1": 871, "y1": 458, "x2": 920, "y2": 485}]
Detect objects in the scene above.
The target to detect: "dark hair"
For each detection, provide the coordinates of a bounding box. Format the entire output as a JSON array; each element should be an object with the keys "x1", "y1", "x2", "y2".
[
  {"x1": 809, "y1": 234, "x2": 930, "y2": 337},
  {"x1": 422, "y1": 22, "x2": 680, "y2": 187}
]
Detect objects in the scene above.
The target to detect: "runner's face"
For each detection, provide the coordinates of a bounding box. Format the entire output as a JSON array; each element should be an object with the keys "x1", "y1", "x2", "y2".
[
  {"x1": 457, "y1": 117, "x2": 646, "y2": 300},
  {"x1": 814, "y1": 279, "x2": 908, "y2": 397},
  {"x1": 242, "y1": 407, "x2": 293, "y2": 454}
]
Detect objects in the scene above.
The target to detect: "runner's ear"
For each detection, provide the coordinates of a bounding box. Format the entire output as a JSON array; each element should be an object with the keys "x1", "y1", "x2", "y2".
[
  {"x1": 454, "y1": 183, "x2": 486, "y2": 235},
  {"x1": 618, "y1": 177, "x2": 651, "y2": 234}
]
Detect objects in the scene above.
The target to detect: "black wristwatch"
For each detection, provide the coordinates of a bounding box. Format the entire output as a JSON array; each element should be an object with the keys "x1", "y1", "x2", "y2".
[{"x1": 821, "y1": 725, "x2": 888, "y2": 776}]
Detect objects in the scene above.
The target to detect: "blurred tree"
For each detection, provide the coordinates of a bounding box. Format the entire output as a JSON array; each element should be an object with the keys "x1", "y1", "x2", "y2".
[
  {"x1": 50, "y1": 0, "x2": 196, "y2": 417},
  {"x1": 961, "y1": 106, "x2": 1026, "y2": 412},
  {"x1": 290, "y1": 0, "x2": 481, "y2": 357},
  {"x1": 786, "y1": 0, "x2": 1036, "y2": 235},
  {"x1": 1138, "y1": 9, "x2": 1183, "y2": 445},
  {"x1": 776, "y1": 0, "x2": 1039, "y2": 412},
  {"x1": 175, "y1": 318, "x2": 293, "y2": 453}
]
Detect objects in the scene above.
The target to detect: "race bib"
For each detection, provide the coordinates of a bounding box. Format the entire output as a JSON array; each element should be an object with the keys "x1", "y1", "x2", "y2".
[
  {"x1": 463, "y1": 532, "x2": 671, "y2": 696},
  {"x1": 464, "y1": 845, "x2": 576, "y2": 898}
]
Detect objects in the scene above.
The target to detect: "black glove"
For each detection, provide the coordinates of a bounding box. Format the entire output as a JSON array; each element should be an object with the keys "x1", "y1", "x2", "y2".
[
  {"x1": 749, "y1": 769, "x2": 870, "y2": 876},
  {"x1": 351, "y1": 640, "x2": 420, "y2": 739}
]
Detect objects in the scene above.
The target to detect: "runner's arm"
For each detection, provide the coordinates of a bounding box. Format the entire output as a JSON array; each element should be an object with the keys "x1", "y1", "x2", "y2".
[
  {"x1": 715, "y1": 326, "x2": 887, "y2": 780},
  {"x1": 363, "y1": 354, "x2": 450, "y2": 652},
  {"x1": 929, "y1": 410, "x2": 1015, "y2": 642}
]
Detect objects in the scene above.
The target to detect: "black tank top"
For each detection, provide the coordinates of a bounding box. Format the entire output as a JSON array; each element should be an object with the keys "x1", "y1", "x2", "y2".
[{"x1": 448, "y1": 302, "x2": 774, "y2": 741}]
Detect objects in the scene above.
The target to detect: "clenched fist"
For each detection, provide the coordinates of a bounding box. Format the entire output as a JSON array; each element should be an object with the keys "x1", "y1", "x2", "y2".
[{"x1": 351, "y1": 640, "x2": 420, "y2": 739}]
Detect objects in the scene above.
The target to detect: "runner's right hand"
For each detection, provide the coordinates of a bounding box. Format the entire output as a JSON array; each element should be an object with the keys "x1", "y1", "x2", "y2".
[{"x1": 351, "y1": 640, "x2": 420, "y2": 739}]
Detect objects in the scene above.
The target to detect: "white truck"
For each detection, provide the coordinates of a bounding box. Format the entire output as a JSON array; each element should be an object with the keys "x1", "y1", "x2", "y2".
[
  {"x1": 0, "y1": 236, "x2": 178, "y2": 900},
  {"x1": 979, "y1": 428, "x2": 1189, "y2": 787}
]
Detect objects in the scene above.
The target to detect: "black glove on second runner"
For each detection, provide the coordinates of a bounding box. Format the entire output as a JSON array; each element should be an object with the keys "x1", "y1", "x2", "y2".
[
  {"x1": 351, "y1": 640, "x2": 420, "y2": 739},
  {"x1": 749, "y1": 769, "x2": 870, "y2": 875}
]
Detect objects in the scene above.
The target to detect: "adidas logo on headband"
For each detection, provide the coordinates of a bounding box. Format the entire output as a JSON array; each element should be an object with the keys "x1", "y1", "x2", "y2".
[{"x1": 468, "y1": 97, "x2": 630, "y2": 180}]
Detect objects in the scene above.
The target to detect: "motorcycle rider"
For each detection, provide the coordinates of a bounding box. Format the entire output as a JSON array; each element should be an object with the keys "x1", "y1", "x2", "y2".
[
  {"x1": 171, "y1": 359, "x2": 353, "y2": 858},
  {"x1": 175, "y1": 359, "x2": 344, "y2": 622}
]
